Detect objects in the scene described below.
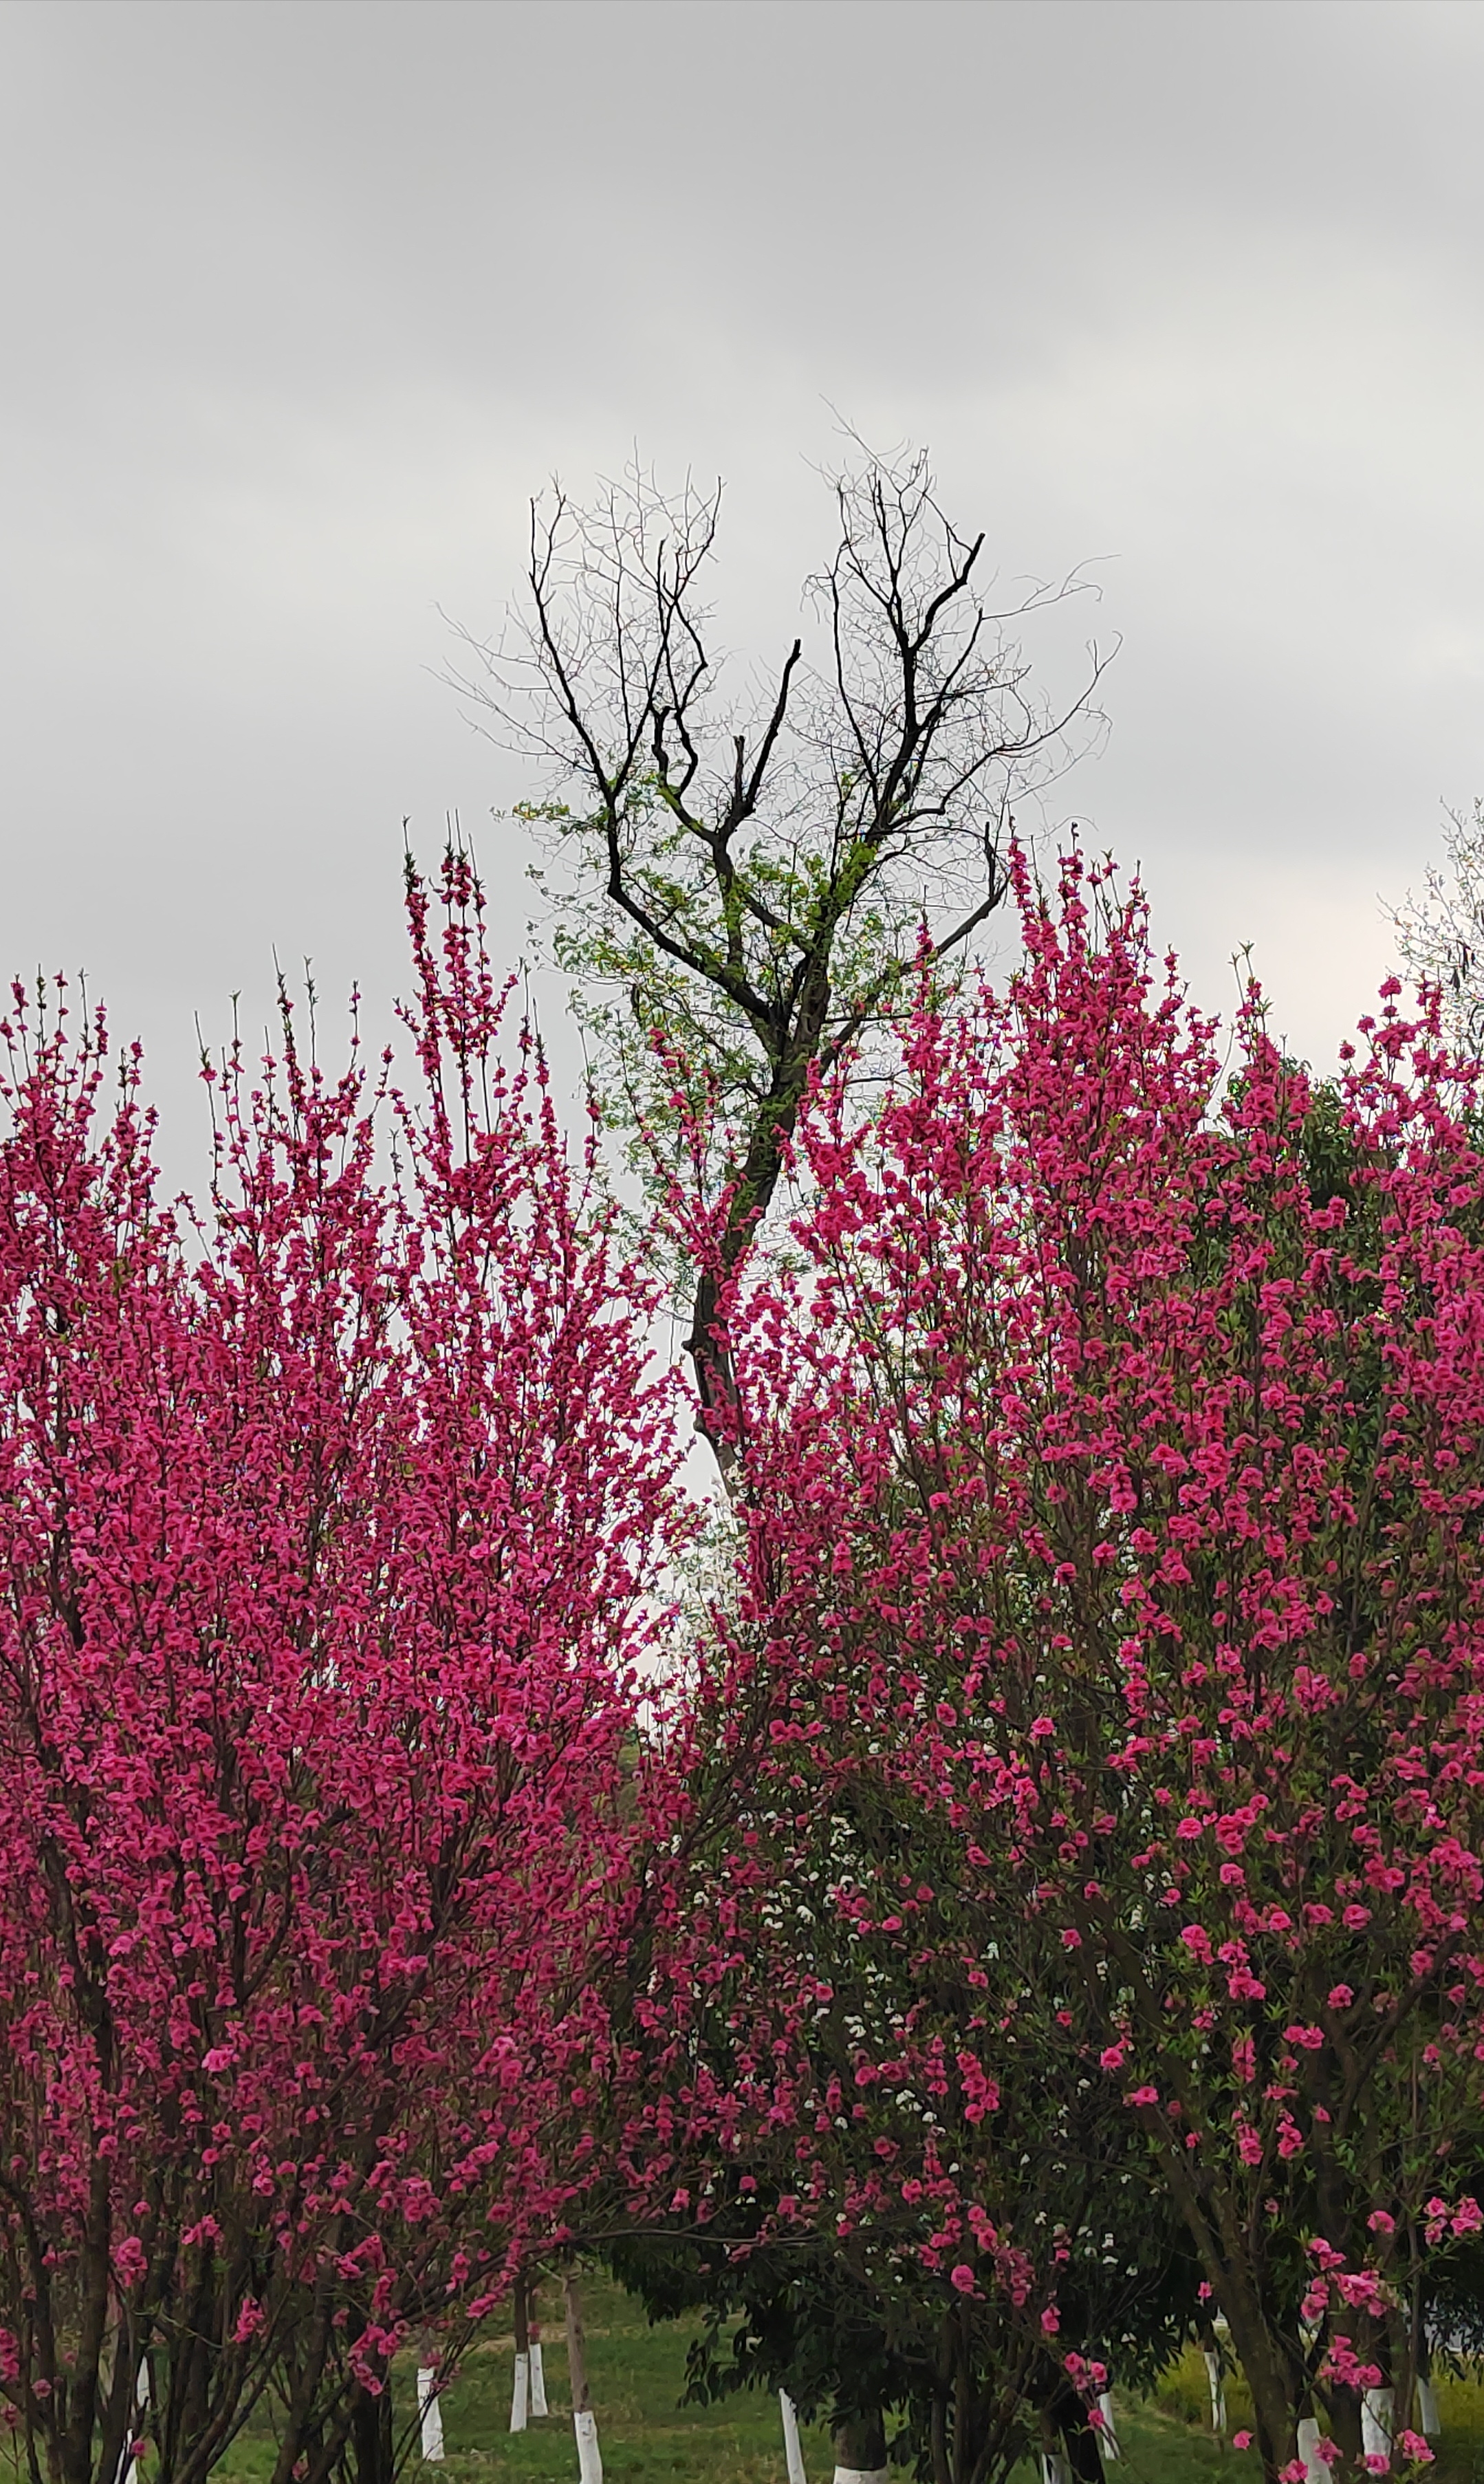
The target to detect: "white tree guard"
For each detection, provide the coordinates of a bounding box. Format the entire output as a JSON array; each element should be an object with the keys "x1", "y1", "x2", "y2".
[
  {"x1": 530, "y1": 2340, "x2": 549, "y2": 2418},
  {"x1": 1297, "y1": 2417, "x2": 1328, "y2": 2484},
  {"x1": 1362, "y1": 2389, "x2": 1395, "y2": 2466},
  {"x1": 1203, "y1": 2349, "x2": 1227, "y2": 2434},
  {"x1": 117, "y1": 2359, "x2": 151, "y2": 2484},
  {"x1": 833, "y1": 2469, "x2": 888, "y2": 2484},
  {"x1": 1418, "y1": 2379, "x2": 1441, "y2": 2438},
  {"x1": 1039, "y1": 2456, "x2": 1071, "y2": 2484},
  {"x1": 1098, "y1": 2392, "x2": 1121, "y2": 2459},
  {"x1": 510, "y1": 2350, "x2": 530, "y2": 2433},
  {"x1": 417, "y1": 2366, "x2": 446, "y2": 2464},
  {"x1": 574, "y1": 2406, "x2": 604, "y2": 2484},
  {"x1": 781, "y1": 2391, "x2": 807, "y2": 2484}
]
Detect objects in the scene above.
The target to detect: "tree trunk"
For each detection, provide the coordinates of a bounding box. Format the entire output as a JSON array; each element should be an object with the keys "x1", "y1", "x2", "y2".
[
  {"x1": 1362, "y1": 2390, "x2": 1395, "y2": 2470},
  {"x1": 349, "y1": 2383, "x2": 393, "y2": 2484},
  {"x1": 1327, "y1": 2386, "x2": 1363, "y2": 2472},
  {"x1": 1052, "y1": 2382, "x2": 1104, "y2": 2484},
  {"x1": 1197, "y1": 2327, "x2": 1225, "y2": 2437},
  {"x1": 416, "y1": 2330, "x2": 445, "y2": 2466},
  {"x1": 564, "y1": 2269, "x2": 602, "y2": 2484},
  {"x1": 1038, "y1": 2406, "x2": 1070, "y2": 2484},
  {"x1": 528, "y1": 2280, "x2": 549, "y2": 2418},
  {"x1": 831, "y1": 2410, "x2": 887, "y2": 2484},
  {"x1": 511, "y1": 2278, "x2": 531, "y2": 2434}
]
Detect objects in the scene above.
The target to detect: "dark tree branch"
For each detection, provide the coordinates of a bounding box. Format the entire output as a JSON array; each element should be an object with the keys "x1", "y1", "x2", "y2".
[{"x1": 444, "y1": 442, "x2": 1108, "y2": 1475}]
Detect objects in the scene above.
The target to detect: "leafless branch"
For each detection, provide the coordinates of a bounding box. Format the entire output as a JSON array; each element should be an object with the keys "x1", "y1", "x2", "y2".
[{"x1": 441, "y1": 441, "x2": 1109, "y2": 1472}]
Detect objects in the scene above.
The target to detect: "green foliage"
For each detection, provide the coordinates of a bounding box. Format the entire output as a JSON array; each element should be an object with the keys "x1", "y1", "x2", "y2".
[
  {"x1": 1153, "y1": 2346, "x2": 1254, "y2": 2436},
  {"x1": 525, "y1": 776, "x2": 941, "y2": 1225}
]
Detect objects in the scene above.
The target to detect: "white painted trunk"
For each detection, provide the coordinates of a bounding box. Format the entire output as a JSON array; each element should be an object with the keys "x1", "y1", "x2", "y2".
[
  {"x1": 1203, "y1": 2349, "x2": 1227, "y2": 2435},
  {"x1": 118, "y1": 2359, "x2": 150, "y2": 2484},
  {"x1": 833, "y1": 2470, "x2": 889, "y2": 2484},
  {"x1": 1418, "y1": 2379, "x2": 1440, "y2": 2437},
  {"x1": 510, "y1": 2350, "x2": 530, "y2": 2433},
  {"x1": 531, "y1": 2339, "x2": 549, "y2": 2419},
  {"x1": 574, "y1": 2405, "x2": 604, "y2": 2484},
  {"x1": 1098, "y1": 2392, "x2": 1121, "y2": 2460},
  {"x1": 1297, "y1": 2418, "x2": 1328, "y2": 2484},
  {"x1": 1039, "y1": 2459, "x2": 1070, "y2": 2484},
  {"x1": 781, "y1": 2391, "x2": 807, "y2": 2484},
  {"x1": 1362, "y1": 2389, "x2": 1395, "y2": 2467},
  {"x1": 417, "y1": 2366, "x2": 446, "y2": 2464}
]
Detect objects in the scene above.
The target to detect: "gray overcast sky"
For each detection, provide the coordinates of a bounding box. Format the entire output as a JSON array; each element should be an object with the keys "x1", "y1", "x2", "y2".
[{"x1": 4, "y1": 0, "x2": 1483, "y2": 1168}]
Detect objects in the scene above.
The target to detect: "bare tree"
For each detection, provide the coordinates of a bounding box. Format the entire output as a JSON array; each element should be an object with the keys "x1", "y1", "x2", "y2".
[
  {"x1": 1390, "y1": 796, "x2": 1484, "y2": 1053},
  {"x1": 445, "y1": 441, "x2": 1109, "y2": 1472}
]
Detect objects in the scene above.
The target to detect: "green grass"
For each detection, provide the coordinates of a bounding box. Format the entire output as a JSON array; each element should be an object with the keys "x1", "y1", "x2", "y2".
[
  {"x1": 1147, "y1": 2346, "x2": 1484, "y2": 2484},
  {"x1": 212, "y1": 2277, "x2": 841, "y2": 2483},
  {"x1": 26, "y1": 2282, "x2": 1484, "y2": 2483}
]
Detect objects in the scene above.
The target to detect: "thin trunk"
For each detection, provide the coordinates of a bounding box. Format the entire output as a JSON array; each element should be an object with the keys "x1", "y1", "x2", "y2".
[
  {"x1": 1174, "y1": 2202, "x2": 1298, "y2": 2482},
  {"x1": 1198, "y1": 2328, "x2": 1226, "y2": 2437},
  {"x1": 928, "y1": 2388, "x2": 951, "y2": 2484},
  {"x1": 1323, "y1": 2379, "x2": 1362, "y2": 2472},
  {"x1": 116, "y1": 2357, "x2": 150, "y2": 2484},
  {"x1": 1412, "y1": 2283, "x2": 1438, "y2": 2436},
  {"x1": 415, "y1": 2362, "x2": 446, "y2": 2466},
  {"x1": 60, "y1": 2161, "x2": 113, "y2": 2484},
  {"x1": 96, "y1": 2315, "x2": 142, "y2": 2484},
  {"x1": 267, "y1": 2277, "x2": 338, "y2": 2484},
  {"x1": 1038, "y1": 2408, "x2": 1069, "y2": 2484},
  {"x1": 686, "y1": 966, "x2": 833, "y2": 1481},
  {"x1": 1053, "y1": 2383, "x2": 1104, "y2": 2484},
  {"x1": 511, "y1": 2280, "x2": 531, "y2": 2434},
  {"x1": 563, "y1": 2270, "x2": 602, "y2": 2484},
  {"x1": 529, "y1": 2277, "x2": 548, "y2": 2418}
]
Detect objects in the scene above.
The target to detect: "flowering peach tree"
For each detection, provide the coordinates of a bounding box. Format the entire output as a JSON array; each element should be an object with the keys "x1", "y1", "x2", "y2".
[
  {"x1": 671, "y1": 856, "x2": 1484, "y2": 2484},
  {"x1": 0, "y1": 856, "x2": 681, "y2": 2484}
]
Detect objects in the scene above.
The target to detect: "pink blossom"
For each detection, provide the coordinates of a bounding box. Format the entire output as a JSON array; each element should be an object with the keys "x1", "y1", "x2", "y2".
[
  {"x1": 0, "y1": 857, "x2": 686, "y2": 2472},
  {"x1": 641, "y1": 845, "x2": 1484, "y2": 2484}
]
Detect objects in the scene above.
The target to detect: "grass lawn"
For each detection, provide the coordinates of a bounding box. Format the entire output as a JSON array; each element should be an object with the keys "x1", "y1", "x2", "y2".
[
  {"x1": 209, "y1": 2278, "x2": 840, "y2": 2484},
  {"x1": 25, "y1": 2282, "x2": 1484, "y2": 2484}
]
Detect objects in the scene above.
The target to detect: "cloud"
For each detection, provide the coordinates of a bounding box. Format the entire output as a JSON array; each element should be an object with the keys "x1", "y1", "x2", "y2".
[{"x1": 1, "y1": 0, "x2": 1481, "y2": 1177}]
